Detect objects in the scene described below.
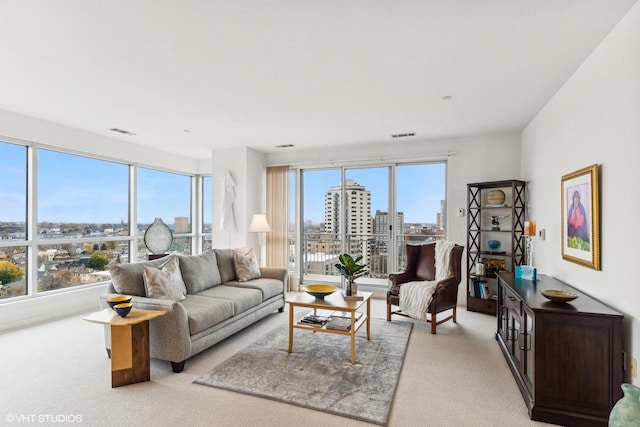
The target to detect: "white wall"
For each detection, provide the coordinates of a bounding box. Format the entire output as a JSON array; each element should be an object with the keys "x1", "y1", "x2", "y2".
[{"x1": 522, "y1": 1, "x2": 640, "y2": 385}]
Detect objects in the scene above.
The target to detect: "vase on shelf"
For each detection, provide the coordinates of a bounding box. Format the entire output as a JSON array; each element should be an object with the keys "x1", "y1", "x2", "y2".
[
  {"x1": 144, "y1": 218, "x2": 173, "y2": 255},
  {"x1": 609, "y1": 383, "x2": 640, "y2": 426}
]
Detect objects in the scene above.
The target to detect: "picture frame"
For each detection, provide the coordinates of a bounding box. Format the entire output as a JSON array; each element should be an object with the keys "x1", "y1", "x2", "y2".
[{"x1": 561, "y1": 164, "x2": 600, "y2": 270}]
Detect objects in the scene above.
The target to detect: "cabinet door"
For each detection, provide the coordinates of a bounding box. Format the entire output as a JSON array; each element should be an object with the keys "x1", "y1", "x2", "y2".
[
  {"x1": 510, "y1": 306, "x2": 522, "y2": 367},
  {"x1": 497, "y1": 285, "x2": 508, "y2": 342},
  {"x1": 519, "y1": 305, "x2": 535, "y2": 393}
]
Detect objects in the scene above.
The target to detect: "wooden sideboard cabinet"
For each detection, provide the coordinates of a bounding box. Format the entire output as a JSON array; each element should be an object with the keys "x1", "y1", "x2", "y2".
[{"x1": 496, "y1": 272, "x2": 623, "y2": 427}]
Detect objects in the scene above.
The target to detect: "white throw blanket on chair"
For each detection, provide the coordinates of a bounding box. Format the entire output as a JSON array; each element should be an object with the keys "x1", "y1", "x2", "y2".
[{"x1": 399, "y1": 240, "x2": 456, "y2": 321}]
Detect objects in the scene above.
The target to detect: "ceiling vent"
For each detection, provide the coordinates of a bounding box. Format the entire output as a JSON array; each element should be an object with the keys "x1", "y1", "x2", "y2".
[
  {"x1": 391, "y1": 132, "x2": 416, "y2": 139},
  {"x1": 275, "y1": 144, "x2": 295, "y2": 148},
  {"x1": 109, "y1": 128, "x2": 136, "y2": 136}
]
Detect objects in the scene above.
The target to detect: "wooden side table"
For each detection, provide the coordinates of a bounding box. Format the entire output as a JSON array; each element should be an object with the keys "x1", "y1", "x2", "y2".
[{"x1": 84, "y1": 308, "x2": 168, "y2": 387}]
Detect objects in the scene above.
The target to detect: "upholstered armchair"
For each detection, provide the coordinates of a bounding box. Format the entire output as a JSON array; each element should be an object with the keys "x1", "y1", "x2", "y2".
[{"x1": 387, "y1": 242, "x2": 464, "y2": 334}]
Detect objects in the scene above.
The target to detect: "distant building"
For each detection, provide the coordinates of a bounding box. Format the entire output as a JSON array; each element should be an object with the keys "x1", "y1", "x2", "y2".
[
  {"x1": 174, "y1": 217, "x2": 189, "y2": 233},
  {"x1": 438, "y1": 199, "x2": 446, "y2": 231},
  {"x1": 324, "y1": 179, "x2": 371, "y2": 237},
  {"x1": 373, "y1": 210, "x2": 404, "y2": 237}
]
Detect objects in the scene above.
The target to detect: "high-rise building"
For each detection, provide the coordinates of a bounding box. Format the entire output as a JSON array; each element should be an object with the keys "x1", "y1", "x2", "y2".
[
  {"x1": 373, "y1": 210, "x2": 404, "y2": 237},
  {"x1": 438, "y1": 199, "x2": 446, "y2": 230},
  {"x1": 323, "y1": 180, "x2": 371, "y2": 236},
  {"x1": 174, "y1": 217, "x2": 189, "y2": 233}
]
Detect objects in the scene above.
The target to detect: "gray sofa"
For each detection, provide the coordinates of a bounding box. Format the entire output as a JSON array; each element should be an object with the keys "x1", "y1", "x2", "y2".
[{"x1": 99, "y1": 249, "x2": 287, "y2": 372}]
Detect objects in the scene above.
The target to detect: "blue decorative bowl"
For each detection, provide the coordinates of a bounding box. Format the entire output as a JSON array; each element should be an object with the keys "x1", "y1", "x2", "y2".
[
  {"x1": 107, "y1": 295, "x2": 132, "y2": 310},
  {"x1": 487, "y1": 240, "x2": 501, "y2": 250},
  {"x1": 114, "y1": 303, "x2": 133, "y2": 318},
  {"x1": 300, "y1": 284, "x2": 338, "y2": 299}
]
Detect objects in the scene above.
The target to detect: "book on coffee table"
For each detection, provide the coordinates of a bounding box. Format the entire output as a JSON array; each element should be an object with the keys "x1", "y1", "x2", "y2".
[
  {"x1": 341, "y1": 291, "x2": 364, "y2": 300},
  {"x1": 325, "y1": 316, "x2": 353, "y2": 331},
  {"x1": 298, "y1": 312, "x2": 330, "y2": 326}
]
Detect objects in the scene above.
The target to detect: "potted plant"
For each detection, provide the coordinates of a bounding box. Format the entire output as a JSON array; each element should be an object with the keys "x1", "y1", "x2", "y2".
[{"x1": 335, "y1": 254, "x2": 369, "y2": 295}]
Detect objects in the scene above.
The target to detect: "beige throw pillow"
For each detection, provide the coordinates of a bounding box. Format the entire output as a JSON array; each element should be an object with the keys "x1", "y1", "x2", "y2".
[
  {"x1": 142, "y1": 256, "x2": 187, "y2": 301},
  {"x1": 233, "y1": 251, "x2": 261, "y2": 282}
]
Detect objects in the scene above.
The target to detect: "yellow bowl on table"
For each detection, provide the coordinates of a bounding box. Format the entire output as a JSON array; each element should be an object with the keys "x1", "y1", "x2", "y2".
[
  {"x1": 107, "y1": 295, "x2": 132, "y2": 310},
  {"x1": 301, "y1": 284, "x2": 338, "y2": 299},
  {"x1": 113, "y1": 302, "x2": 133, "y2": 318}
]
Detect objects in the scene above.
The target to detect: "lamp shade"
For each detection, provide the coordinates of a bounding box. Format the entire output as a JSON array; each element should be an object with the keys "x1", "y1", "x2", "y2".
[{"x1": 248, "y1": 214, "x2": 271, "y2": 233}]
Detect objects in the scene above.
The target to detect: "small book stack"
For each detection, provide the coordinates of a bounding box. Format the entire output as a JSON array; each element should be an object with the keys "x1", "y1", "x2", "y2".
[
  {"x1": 325, "y1": 311, "x2": 363, "y2": 331},
  {"x1": 298, "y1": 312, "x2": 330, "y2": 326},
  {"x1": 341, "y1": 290, "x2": 364, "y2": 300},
  {"x1": 325, "y1": 317, "x2": 353, "y2": 331}
]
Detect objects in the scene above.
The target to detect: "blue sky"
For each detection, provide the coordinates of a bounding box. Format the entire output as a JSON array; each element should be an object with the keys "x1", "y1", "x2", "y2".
[
  {"x1": 0, "y1": 142, "x2": 191, "y2": 224},
  {"x1": 2, "y1": 141, "x2": 444, "y2": 225}
]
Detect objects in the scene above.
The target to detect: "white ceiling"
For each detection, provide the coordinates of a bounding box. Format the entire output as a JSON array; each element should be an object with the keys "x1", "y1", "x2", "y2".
[{"x1": 0, "y1": 1, "x2": 636, "y2": 159}]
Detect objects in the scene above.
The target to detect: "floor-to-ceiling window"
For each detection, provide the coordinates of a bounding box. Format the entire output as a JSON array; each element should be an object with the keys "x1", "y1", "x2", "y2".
[
  {"x1": 137, "y1": 167, "x2": 192, "y2": 259},
  {"x1": 297, "y1": 162, "x2": 446, "y2": 287},
  {"x1": 395, "y1": 163, "x2": 447, "y2": 270},
  {"x1": 0, "y1": 142, "x2": 27, "y2": 299},
  {"x1": 37, "y1": 149, "x2": 129, "y2": 292},
  {"x1": 0, "y1": 139, "x2": 209, "y2": 302}
]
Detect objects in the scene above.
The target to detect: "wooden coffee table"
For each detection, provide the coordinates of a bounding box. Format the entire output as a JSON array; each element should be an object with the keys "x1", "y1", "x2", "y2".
[
  {"x1": 84, "y1": 308, "x2": 168, "y2": 387},
  {"x1": 286, "y1": 290, "x2": 372, "y2": 364}
]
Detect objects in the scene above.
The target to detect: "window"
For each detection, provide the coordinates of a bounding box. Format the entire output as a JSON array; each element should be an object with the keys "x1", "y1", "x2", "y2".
[
  {"x1": 0, "y1": 141, "x2": 27, "y2": 298},
  {"x1": 295, "y1": 162, "x2": 446, "y2": 286},
  {"x1": 0, "y1": 140, "x2": 208, "y2": 302},
  {"x1": 37, "y1": 150, "x2": 129, "y2": 291},
  {"x1": 137, "y1": 167, "x2": 191, "y2": 258}
]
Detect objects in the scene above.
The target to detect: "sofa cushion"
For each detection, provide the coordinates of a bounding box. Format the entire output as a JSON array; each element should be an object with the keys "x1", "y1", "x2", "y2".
[
  {"x1": 181, "y1": 295, "x2": 235, "y2": 335},
  {"x1": 233, "y1": 251, "x2": 261, "y2": 282},
  {"x1": 178, "y1": 251, "x2": 222, "y2": 294},
  {"x1": 224, "y1": 278, "x2": 284, "y2": 301},
  {"x1": 142, "y1": 256, "x2": 187, "y2": 301},
  {"x1": 197, "y1": 285, "x2": 263, "y2": 315},
  {"x1": 109, "y1": 256, "x2": 172, "y2": 296}
]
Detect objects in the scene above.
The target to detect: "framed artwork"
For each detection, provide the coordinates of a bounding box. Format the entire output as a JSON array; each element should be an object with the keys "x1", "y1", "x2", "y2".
[{"x1": 561, "y1": 164, "x2": 600, "y2": 270}]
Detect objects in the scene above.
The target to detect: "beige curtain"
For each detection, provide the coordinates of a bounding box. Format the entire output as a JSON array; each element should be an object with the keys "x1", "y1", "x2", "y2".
[{"x1": 266, "y1": 166, "x2": 289, "y2": 269}]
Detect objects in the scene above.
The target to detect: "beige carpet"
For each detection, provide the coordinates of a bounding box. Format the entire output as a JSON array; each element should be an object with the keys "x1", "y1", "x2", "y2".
[{"x1": 0, "y1": 294, "x2": 551, "y2": 427}]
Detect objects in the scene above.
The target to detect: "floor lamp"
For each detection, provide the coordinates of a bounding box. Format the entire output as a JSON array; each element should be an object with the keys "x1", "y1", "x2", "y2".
[{"x1": 248, "y1": 214, "x2": 271, "y2": 266}]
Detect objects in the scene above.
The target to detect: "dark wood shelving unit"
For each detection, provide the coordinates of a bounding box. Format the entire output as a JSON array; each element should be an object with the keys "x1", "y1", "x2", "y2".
[{"x1": 466, "y1": 180, "x2": 526, "y2": 315}]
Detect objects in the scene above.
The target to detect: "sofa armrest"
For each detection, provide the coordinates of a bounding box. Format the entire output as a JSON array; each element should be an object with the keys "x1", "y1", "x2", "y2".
[{"x1": 259, "y1": 267, "x2": 288, "y2": 285}]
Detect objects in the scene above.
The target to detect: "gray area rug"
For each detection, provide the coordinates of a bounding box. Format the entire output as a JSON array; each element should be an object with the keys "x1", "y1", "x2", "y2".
[{"x1": 195, "y1": 318, "x2": 413, "y2": 425}]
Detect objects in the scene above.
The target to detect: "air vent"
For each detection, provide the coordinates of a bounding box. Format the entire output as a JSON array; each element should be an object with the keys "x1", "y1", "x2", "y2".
[
  {"x1": 391, "y1": 132, "x2": 416, "y2": 139},
  {"x1": 275, "y1": 144, "x2": 295, "y2": 148},
  {"x1": 109, "y1": 128, "x2": 136, "y2": 136}
]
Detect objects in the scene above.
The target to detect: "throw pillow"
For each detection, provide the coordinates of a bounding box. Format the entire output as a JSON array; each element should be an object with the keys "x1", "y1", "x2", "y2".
[
  {"x1": 142, "y1": 256, "x2": 187, "y2": 301},
  {"x1": 233, "y1": 251, "x2": 261, "y2": 282},
  {"x1": 109, "y1": 256, "x2": 171, "y2": 296}
]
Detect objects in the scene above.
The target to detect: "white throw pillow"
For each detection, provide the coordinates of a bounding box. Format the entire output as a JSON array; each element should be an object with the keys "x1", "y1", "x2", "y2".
[
  {"x1": 233, "y1": 251, "x2": 261, "y2": 282},
  {"x1": 142, "y1": 256, "x2": 187, "y2": 301}
]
